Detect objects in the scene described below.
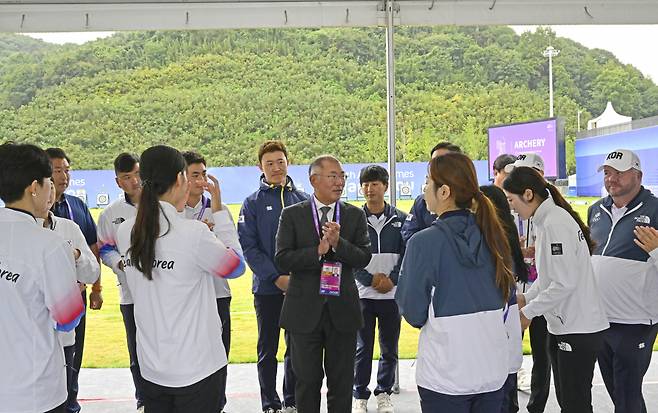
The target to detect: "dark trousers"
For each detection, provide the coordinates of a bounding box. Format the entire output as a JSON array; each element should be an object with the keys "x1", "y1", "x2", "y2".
[
  {"x1": 216, "y1": 297, "x2": 232, "y2": 411},
  {"x1": 353, "y1": 299, "x2": 401, "y2": 400},
  {"x1": 141, "y1": 366, "x2": 226, "y2": 413},
  {"x1": 527, "y1": 315, "x2": 551, "y2": 413},
  {"x1": 501, "y1": 373, "x2": 519, "y2": 413},
  {"x1": 63, "y1": 345, "x2": 76, "y2": 410},
  {"x1": 45, "y1": 403, "x2": 65, "y2": 413},
  {"x1": 120, "y1": 304, "x2": 144, "y2": 408},
  {"x1": 598, "y1": 323, "x2": 658, "y2": 413},
  {"x1": 65, "y1": 291, "x2": 86, "y2": 413},
  {"x1": 289, "y1": 306, "x2": 357, "y2": 413},
  {"x1": 254, "y1": 294, "x2": 296, "y2": 411},
  {"x1": 418, "y1": 385, "x2": 504, "y2": 413},
  {"x1": 548, "y1": 330, "x2": 605, "y2": 413}
]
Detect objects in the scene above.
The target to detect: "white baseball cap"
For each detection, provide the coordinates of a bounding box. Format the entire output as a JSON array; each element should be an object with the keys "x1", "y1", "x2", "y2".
[
  {"x1": 504, "y1": 153, "x2": 545, "y2": 173},
  {"x1": 597, "y1": 149, "x2": 642, "y2": 173}
]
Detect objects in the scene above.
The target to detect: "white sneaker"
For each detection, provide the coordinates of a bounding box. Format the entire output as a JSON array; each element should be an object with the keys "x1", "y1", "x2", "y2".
[
  {"x1": 376, "y1": 393, "x2": 394, "y2": 413},
  {"x1": 352, "y1": 398, "x2": 368, "y2": 413},
  {"x1": 517, "y1": 366, "x2": 531, "y2": 392},
  {"x1": 137, "y1": 407, "x2": 144, "y2": 413},
  {"x1": 282, "y1": 407, "x2": 297, "y2": 413}
]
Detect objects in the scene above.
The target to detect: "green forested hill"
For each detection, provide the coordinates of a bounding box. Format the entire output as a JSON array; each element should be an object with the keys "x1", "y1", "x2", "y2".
[{"x1": 0, "y1": 27, "x2": 656, "y2": 173}]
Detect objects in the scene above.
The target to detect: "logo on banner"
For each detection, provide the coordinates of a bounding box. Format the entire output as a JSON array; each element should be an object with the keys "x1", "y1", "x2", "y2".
[{"x1": 97, "y1": 192, "x2": 109, "y2": 206}]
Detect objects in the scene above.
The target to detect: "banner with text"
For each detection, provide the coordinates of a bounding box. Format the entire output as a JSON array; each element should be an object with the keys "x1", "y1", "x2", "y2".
[{"x1": 57, "y1": 160, "x2": 489, "y2": 208}]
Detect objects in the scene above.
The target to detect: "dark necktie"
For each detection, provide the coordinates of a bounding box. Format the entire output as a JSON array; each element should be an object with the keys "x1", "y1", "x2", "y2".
[{"x1": 319, "y1": 206, "x2": 331, "y2": 227}]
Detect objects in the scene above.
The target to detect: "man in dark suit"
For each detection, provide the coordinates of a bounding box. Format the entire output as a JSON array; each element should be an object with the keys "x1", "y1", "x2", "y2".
[{"x1": 275, "y1": 155, "x2": 372, "y2": 413}]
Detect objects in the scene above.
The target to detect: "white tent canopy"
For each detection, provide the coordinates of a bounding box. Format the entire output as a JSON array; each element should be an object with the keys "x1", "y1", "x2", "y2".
[
  {"x1": 588, "y1": 101, "x2": 633, "y2": 130},
  {"x1": 1, "y1": 0, "x2": 658, "y2": 32}
]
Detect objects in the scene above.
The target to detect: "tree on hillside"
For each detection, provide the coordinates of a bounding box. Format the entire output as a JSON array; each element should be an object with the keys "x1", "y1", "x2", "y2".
[{"x1": 0, "y1": 27, "x2": 655, "y2": 172}]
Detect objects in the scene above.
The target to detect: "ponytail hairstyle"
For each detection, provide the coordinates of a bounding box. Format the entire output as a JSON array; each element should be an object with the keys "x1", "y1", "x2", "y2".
[
  {"x1": 480, "y1": 185, "x2": 529, "y2": 283},
  {"x1": 503, "y1": 166, "x2": 595, "y2": 254},
  {"x1": 129, "y1": 145, "x2": 186, "y2": 280},
  {"x1": 429, "y1": 153, "x2": 515, "y2": 302}
]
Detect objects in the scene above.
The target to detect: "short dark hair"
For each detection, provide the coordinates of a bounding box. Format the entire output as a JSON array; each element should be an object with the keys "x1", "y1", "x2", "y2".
[
  {"x1": 308, "y1": 154, "x2": 340, "y2": 176},
  {"x1": 359, "y1": 165, "x2": 389, "y2": 186},
  {"x1": 0, "y1": 142, "x2": 53, "y2": 203},
  {"x1": 493, "y1": 154, "x2": 517, "y2": 172},
  {"x1": 258, "y1": 140, "x2": 289, "y2": 164},
  {"x1": 182, "y1": 151, "x2": 206, "y2": 167},
  {"x1": 114, "y1": 153, "x2": 140, "y2": 175},
  {"x1": 429, "y1": 142, "x2": 462, "y2": 157},
  {"x1": 45, "y1": 147, "x2": 71, "y2": 163}
]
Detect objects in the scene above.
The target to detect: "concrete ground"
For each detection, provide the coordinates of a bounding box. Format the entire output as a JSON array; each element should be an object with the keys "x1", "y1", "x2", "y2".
[{"x1": 78, "y1": 356, "x2": 658, "y2": 412}]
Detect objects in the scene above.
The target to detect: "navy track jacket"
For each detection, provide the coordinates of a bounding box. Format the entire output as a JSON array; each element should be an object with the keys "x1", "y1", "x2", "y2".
[{"x1": 238, "y1": 175, "x2": 309, "y2": 295}]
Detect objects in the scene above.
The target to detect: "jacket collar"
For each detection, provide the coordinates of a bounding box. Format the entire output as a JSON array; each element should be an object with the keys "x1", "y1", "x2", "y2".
[
  {"x1": 259, "y1": 174, "x2": 298, "y2": 192},
  {"x1": 532, "y1": 197, "x2": 556, "y2": 226},
  {"x1": 601, "y1": 186, "x2": 648, "y2": 211},
  {"x1": 2, "y1": 207, "x2": 37, "y2": 224},
  {"x1": 158, "y1": 200, "x2": 180, "y2": 217},
  {"x1": 363, "y1": 202, "x2": 396, "y2": 219}
]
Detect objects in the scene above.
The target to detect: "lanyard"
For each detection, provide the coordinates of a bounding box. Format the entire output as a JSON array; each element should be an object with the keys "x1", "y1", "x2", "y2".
[
  {"x1": 58, "y1": 197, "x2": 74, "y2": 221},
  {"x1": 196, "y1": 195, "x2": 208, "y2": 221},
  {"x1": 503, "y1": 303, "x2": 510, "y2": 322},
  {"x1": 311, "y1": 199, "x2": 340, "y2": 239},
  {"x1": 517, "y1": 216, "x2": 524, "y2": 238}
]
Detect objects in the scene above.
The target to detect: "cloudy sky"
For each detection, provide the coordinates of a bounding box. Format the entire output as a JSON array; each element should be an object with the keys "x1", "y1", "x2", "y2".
[{"x1": 25, "y1": 25, "x2": 657, "y2": 83}]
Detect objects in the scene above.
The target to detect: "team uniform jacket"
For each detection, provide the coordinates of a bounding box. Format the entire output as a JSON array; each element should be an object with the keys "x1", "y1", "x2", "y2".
[
  {"x1": 97, "y1": 196, "x2": 137, "y2": 304},
  {"x1": 0, "y1": 208, "x2": 84, "y2": 413},
  {"x1": 116, "y1": 201, "x2": 245, "y2": 388},
  {"x1": 238, "y1": 176, "x2": 309, "y2": 295},
  {"x1": 522, "y1": 198, "x2": 609, "y2": 335},
  {"x1": 400, "y1": 194, "x2": 436, "y2": 243},
  {"x1": 396, "y1": 210, "x2": 509, "y2": 395},
  {"x1": 184, "y1": 195, "x2": 243, "y2": 298},
  {"x1": 588, "y1": 187, "x2": 658, "y2": 324},
  {"x1": 38, "y1": 212, "x2": 100, "y2": 347},
  {"x1": 354, "y1": 203, "x2": 407, "y2": 300}
]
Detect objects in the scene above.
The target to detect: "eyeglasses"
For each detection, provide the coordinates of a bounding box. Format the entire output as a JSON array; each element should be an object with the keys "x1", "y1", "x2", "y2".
[{"x1": 315, "y1": 173, "x2": 348, "y2": 182}]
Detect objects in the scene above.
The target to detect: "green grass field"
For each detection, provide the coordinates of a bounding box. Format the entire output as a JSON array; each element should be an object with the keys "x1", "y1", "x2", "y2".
[{"x1": 82, "y1": 197, "x2": 656, "y2": 368}]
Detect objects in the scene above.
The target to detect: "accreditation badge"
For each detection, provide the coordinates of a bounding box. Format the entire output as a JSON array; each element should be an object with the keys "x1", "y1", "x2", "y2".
[{"x1": 320, "y1": 261, "x2": 342, "y2": 296}]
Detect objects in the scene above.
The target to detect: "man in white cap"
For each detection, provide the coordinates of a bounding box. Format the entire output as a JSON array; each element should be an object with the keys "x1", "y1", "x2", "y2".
[
  {"x1": 588, "y1": 149, "x2": 658, "y2": 413},
  {"x1": 503, "y1": 153, "x2": 552, "y2": 413}
]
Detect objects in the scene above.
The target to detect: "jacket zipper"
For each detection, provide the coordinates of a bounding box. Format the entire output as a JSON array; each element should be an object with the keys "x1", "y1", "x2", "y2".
[{"x1": 600, "y1": 202, "x2": 643, "y2": 255}]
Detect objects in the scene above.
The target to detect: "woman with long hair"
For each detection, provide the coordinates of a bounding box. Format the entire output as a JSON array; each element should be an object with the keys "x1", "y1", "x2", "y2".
[
  {"x1": 480, "y1": 184, "x2": 528, "y2": 413},
  {"x1": 116, "y1": 145, "x2": 245, "y2": 413},
  {"x1": 503, "y1": 166, "x2": 609, "y2": 413},
  {"x1": 396, "y1": 153, "x2": 515, "y2": 412}
]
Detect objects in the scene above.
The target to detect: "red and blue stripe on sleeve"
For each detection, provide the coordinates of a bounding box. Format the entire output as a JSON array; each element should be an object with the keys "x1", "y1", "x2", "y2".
[
  {"x1": 52, "y1": 287, "x2": 85, "y2": 332},
  {"x1": 213, "y1": 248, "x2": 246, "y2": 279}
]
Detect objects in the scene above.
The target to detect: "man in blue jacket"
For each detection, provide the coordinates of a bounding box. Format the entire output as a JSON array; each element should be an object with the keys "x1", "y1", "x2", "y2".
[
  {"x1": 400, "y1": 142, "x2": 461, "y2": 242},
  {"x1": 352, "y1": 165, "x2": 406, "y2": 413},
  {"x1": 588, "y1": 149, "x2": 658, "y2": 413},
  {"x1": 238, "y1": 141, "x2": 308, "y2": 413}
]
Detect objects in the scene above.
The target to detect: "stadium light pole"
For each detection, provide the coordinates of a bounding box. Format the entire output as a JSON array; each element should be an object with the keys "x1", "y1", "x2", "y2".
[
  {"x1": 543, "y1": 45, "x2": 560, "y2": 118},
  {"x1": 385, "y1": 0, "x2": 397, "y2": 207}
]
